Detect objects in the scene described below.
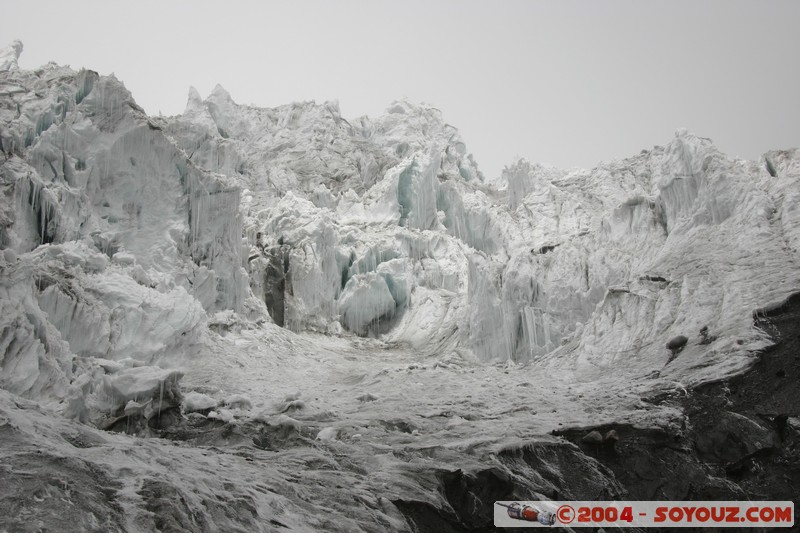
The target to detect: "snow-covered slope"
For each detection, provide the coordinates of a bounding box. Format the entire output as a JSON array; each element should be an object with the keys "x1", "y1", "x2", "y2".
[{"x1": 2, "y1": 41, "x2": 800, "y2": 531}]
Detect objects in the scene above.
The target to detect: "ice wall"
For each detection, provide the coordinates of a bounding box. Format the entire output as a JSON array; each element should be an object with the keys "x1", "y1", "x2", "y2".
[
  {"x1": 0, "y1": 51, "x2": 249, "y2": 419},
  {"x1": 476, "y1": 131, "x2": 800, "y2": 378},
  {"x1": 166, "y1": 88, "x2": 488, "y2": 338},
  {"x1": 1, "y1": 65, "x2": 246, "y2": 312},
  {"x1": 0, "y1": 252, "x2": 71, "y2": 399},
  {"x1": 4, "y1": 42, "x2": 800, "y2": 421},
  {"x1": 165, "y1": 81, "x2": 800, "y2": 382}
]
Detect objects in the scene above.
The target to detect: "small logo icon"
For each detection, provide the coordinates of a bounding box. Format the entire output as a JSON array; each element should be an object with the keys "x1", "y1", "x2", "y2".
[{"x1": 496, "y1": 502, "x2": 556, "y2": 525}]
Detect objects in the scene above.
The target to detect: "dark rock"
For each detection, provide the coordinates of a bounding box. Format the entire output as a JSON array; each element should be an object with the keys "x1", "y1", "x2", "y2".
[
  {"x1": 581, "y1": 430, "x2": 604, "y2": 444},
  {"x1": 262, "y1": 245, "x2": 291, "y2": 327},
  {"x1": 392, "y1": 500, "x2": 462, "y2": 533},
  {"x1": 666, "y1": 335, "x2": 688, "y2": 352},
  {"x1": 698, "y1": 325, "x2": 716, "y2": 345},
  {"x1": 694, "y1": 411, "x2": 777, "y2": 466},
  {"x1": 440, "y1": 468, "x2": 517, "y2": 529},
  {"x1": 603, "y1": 429, "x2": 619, "y2": 444},
  {"x1": 640, "y1": 275, "x2": 668, "y2": 283},
  {"x1": 147, "y1": 407, "x2": 183, "y2": 430},
  {"x1": 535, "y1": 244, "x2": 558, "y2": 254},
  {"x1": 498, "y1": 441, "x2": 624, "y2": 501},
  {"x1": 379, "y1": 418, "x2": 417, "y2": 434}
]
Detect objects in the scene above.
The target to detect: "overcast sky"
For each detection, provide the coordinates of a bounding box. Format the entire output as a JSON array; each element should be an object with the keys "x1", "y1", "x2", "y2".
[{"x1": 3, "y1": 0, "x2": 798, "y2": 178}]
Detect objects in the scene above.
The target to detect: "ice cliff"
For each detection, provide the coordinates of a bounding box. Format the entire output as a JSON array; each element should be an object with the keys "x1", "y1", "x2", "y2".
[
  {"x1": 1, "y1": 55, "x2": 248, "y2": 422},
  {"x1": 2, "y1": 41, "x2": 800, "y2": 531},
  {"x1": 165, "y1": 79, "x2": 800, "y2": 388},
  {"x1": 2, "y1": 41, "x2": 800, "y2": 416}
]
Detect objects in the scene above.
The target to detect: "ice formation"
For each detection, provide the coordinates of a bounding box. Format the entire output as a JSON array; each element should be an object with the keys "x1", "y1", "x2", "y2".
[
  {"x1": 3, "y1": 38, "x2": 799, "y2": 411},
  {"x1": 165, "y1": 81, "x2": 800, "y2": 385},
  {"x1": 0, "y1": 56, "x2": 249, "y2": 424},
  {"x1": 0, "y1": 40, "x2": 22, "y2": 71},
  {"x1": 2, "y1": 40, "x2": 800, "y2": 531}
]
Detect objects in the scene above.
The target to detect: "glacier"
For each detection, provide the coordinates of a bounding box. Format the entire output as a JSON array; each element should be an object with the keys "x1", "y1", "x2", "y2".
[{"x1": 1, "y1": 40, "x2": 800, "y2": 531}]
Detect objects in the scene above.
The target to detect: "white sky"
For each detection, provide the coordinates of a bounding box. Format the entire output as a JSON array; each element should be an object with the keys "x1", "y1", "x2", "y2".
[{"x1": 3, "y1": 0, "x2": 798, "y2": 179}]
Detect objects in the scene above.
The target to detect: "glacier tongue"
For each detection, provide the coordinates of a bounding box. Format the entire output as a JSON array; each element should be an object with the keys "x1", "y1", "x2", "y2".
[
  {"x1": 2, "y1": 45, "x2": 799, "y2": 406},
  {"x1": 6, "y1": 61, "x2": 789, "y2": 379},
  {"x1": 2, "y1": 41, "x2": 800, "y2": 532}
]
